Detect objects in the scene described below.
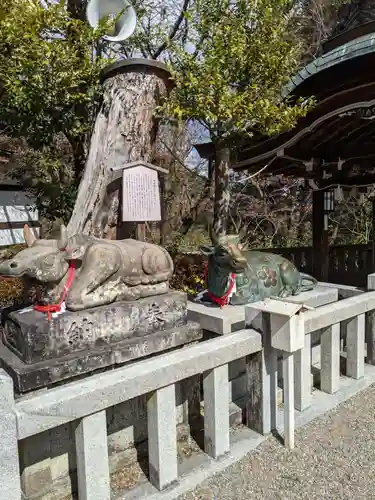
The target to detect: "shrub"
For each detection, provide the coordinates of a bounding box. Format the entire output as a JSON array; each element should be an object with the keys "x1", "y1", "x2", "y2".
[
  {"x1": 171, "y1": 253, "x2": 207, "y2": 299},
  {"x1": 0, "y1": 277, "x2": 25, "y2": 308}
]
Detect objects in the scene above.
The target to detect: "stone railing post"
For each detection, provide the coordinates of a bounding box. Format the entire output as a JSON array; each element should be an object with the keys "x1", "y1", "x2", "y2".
[
  {"x1": 147, "y1": 384, "x2": 178, "y2": 490},
  {"x1": 320, "y1": 323, "x2": 341, "y2": 394},
  {"x1": 344, "y1": 314, "x2": 365, "y2": 380},
  {"x1": 203, "y1": 364, "x2": 230, "y2": 459},
  {"x1": 245, "y1": 300, "x2": 306, "y2": 450},
  {"x1": 294, "y1": 331, "x2": 312, "y2": 411},
  {"x1": 0, "y1": 369, "x2": 21, "y2": 499},
  {"x1": 75, "y1": 410, "x2": 110, "y2": 500},
  {"x1": 366, "y1": 274, "x2": 375, "y2": 364},
  {"x1": 245, "y1": 311, "x2": 278, "y2": 436}
]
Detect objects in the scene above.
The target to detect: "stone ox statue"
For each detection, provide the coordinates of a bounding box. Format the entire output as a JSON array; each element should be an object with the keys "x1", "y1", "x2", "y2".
[
  {"x1": 200, "y1": 234, "x2": 317, "y2": 306},
  {"x1": 0, "y1": 225, "x2": 174, "y2": 311}
]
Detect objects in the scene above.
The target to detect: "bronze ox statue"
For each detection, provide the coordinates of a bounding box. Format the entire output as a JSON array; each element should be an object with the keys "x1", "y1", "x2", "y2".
[
  {"x1": 0, "y1": 225, "x2": 174, "y2": 311},
  {"x1": 200, "y1": 233, "x2": 317, "y2": 306}
]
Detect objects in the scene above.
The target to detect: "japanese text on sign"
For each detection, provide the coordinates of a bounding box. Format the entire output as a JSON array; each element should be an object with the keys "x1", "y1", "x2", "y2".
[{"x1": 122, "y1": 165, "x2": 161, "y2": 221}]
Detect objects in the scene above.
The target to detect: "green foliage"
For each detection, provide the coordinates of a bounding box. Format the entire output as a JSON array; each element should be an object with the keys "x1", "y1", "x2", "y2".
[
  {"x1": 162, "y1": 0, "x2": 315, "y2": 142},
  {"x1": 0, "y1": 276, "x2": 24, "y2": 308},
  {"x1": 13, "y1": 135, "x2": 78, "y2": 223},
  {"x1": 0, "y1": 0, "x2": 114, "y2": 220},
  {"x1": 170, "y1": 254, "x2": 206, "y2": 297},
  {"x1": 332, "y1": 193, "x2": 373, "y2": 245},
  {"x1": 0, "y1": 0, "x2": 109, "y2": 148},
  {"x1": 116, "y1": 0, "x2": 190, "y2": 59}
]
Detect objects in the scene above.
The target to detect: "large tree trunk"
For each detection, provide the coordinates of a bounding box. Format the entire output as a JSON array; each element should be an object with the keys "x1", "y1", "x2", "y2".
[
  {"x1": 67, "y1": 60, "x2": 171, "y2": 238},
  {"x1": 212, "y1": 143, "x2": 230, "y2": 237}
]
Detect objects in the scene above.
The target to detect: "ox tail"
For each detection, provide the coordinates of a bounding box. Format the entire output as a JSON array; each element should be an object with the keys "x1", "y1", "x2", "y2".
[{"x1": 300, "y1": 273, "x2": 318, "y2": 293}]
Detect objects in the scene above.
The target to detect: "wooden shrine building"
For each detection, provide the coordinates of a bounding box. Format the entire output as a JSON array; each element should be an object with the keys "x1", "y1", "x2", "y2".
[{"x1": 195, "y1": 4, "x2": 375, "y2": 285}]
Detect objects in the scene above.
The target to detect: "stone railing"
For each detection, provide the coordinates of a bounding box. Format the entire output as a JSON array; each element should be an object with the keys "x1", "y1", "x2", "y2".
[
  {"x1": 1, "y1": 329, "x2": 262, "y2": 500},
  {"x1": 251, "y1": 290, "x2": 375, "y2": 449},
  {"x1": 189, "y1": 281, "x2": 375, "y2": 451},
  {"x1": 177, "y1": 243, "x2": 373, "y2": 288},
  {"x1": 269, "y1": 243, "x2": 371, "y2": 287},
  {"x1": 2, "y1": 280, "x2": 375, "y2": 499}
]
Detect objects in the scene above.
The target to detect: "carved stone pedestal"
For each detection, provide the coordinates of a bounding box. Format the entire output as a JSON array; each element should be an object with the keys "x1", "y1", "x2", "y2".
[{"x1": 0, "y1": 291, "x2": 202, "y2": 393}]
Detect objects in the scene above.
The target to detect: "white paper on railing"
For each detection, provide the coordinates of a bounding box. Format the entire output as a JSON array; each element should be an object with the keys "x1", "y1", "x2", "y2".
[
  {"x1": 246, "y1": 298, "x2": 305, "y2": 318},
  {"x1": 245, "y1": 298, "x2": 306, "y2": 353}
]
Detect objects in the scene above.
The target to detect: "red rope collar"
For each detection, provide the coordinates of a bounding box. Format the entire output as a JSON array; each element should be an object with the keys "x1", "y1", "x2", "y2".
[
  {"x1": 34, "y1": 260, "x2": 76, "y2": 320},
  {"x1": 204, "y1": 263, "x2": 236, "y2": 308}
]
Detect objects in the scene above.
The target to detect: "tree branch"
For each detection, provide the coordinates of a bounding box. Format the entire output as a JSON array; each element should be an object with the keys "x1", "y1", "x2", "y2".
[
  {"x1": 67, "y1": 0, "x2": 87, "y2": 21},
  {"x1": 152, "y1": 0, "x2": 190, "y2": 59},
  {"x1": 159, "y1": 136, "x2": 207, "y2": 179}
]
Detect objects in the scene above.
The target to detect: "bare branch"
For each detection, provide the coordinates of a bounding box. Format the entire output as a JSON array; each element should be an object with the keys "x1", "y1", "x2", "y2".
[{"x1": 152, "y1": 0, "x2": 190, "y2": 59}]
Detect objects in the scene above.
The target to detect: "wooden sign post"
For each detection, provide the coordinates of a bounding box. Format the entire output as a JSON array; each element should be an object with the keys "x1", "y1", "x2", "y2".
[{"x1": 111, "y1": 161, "x2": 168, "y2": 241}]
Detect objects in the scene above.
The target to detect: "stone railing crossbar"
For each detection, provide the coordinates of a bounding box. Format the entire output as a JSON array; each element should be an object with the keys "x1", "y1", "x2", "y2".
[
  {"x1": 15, "y1": 329, "x2": 261, "y2": 440},
  {"x1": 299, "y1": 294, "x2": 372, "y2": 407},
  {"x1": 246, "y1": 290, "x2": 375, "y2": 452},
  {"x1": 1, "y1": 329, "x2": 262, "y2": 499},
  {"x1": 303, "y1": 291, "x2": 375, "y2": 333},
  {"x1": 5, "y1": 290, "x2": 375, "y2": 500}
]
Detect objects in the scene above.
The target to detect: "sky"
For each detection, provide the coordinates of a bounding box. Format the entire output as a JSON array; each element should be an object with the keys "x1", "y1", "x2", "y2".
[{"x1": 37, "y1": 0, "x2": 209, "y2": 168}]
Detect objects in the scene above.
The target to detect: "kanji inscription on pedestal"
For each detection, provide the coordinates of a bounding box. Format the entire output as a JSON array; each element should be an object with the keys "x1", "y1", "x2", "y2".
[{"x1": 122, "y1": 165, "x2": 161, "y2": 221}]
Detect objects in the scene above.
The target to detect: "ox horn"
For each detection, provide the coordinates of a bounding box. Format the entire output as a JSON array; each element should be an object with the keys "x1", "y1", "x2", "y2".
[
  {"x1": 23, "y1": 224, "x2": 36, "y2": 247},
  {"x1": 57, "y1": 225, "x2": 69, "y2": 251}
]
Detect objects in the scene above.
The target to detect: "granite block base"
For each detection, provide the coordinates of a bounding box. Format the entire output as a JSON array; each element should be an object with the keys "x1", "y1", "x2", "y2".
[
  {"x1": 0, "y1": 321, "x2": 202, "y2": 393},
  {"x1": 2, "y1": 291, "x2": 188, "y2": 364}
]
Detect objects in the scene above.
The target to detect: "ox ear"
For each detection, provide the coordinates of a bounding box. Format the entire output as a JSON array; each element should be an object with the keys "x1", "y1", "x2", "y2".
[
  {"x1": 23, "y1": 224, "x2": 36, "y2": 247},
  {"x1": 200, "y1": 244, "x2": 215, "y2": 255}
]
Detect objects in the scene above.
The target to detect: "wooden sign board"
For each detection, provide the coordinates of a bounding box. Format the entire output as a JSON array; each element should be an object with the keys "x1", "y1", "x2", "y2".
[{"x1": 122, "y1": 165, "x2": 161, "y2": 222}]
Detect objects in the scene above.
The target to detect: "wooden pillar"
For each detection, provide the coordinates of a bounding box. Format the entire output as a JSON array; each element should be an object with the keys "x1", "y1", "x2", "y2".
[
  {"x1": 116, "y1": 182, "x2": 135, "y2": 239},
  {"x1": 246, "y1": 312, "x2": 278, "y2": 435},
  {"x1": 136, "y1": 223, "x2": 146, "y2": 241},
  {"x1": 312, "y1": 189, "x2": 329, "y2": 281}
]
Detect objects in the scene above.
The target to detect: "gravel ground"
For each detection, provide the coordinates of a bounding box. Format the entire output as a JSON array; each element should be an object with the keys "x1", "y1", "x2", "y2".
[{"x1": 178, "y1": 383, "x2": 375, "y2": 500}]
